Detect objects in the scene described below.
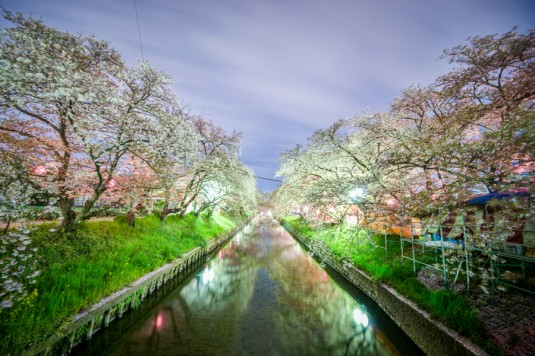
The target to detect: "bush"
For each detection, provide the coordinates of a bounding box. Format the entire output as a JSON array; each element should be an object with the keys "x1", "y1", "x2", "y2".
[{"x1": 113, "y1": 215, "x2": 129, "y2": 225}]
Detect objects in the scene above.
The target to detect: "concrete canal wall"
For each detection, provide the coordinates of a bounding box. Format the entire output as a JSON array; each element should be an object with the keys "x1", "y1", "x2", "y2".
[
  {"x1": 282, "y1": 222, "x2": 488, "y2": 356},
  {"x1": 25, "y1": 219, "x2": 251, "y2": 356}
]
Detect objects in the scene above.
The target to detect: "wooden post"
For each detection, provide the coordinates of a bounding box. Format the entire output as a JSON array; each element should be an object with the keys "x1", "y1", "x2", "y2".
[
  {"x1": 130, "y1": 294, "x2": 137, "y2": 309},
  {"x1": 103, "y1": 309, "x2": 111, "y2": 328},
  {"x1": 117, "y1": 302, "x2": 125, "y2": 318},
  {"x1": 68, "y1": 331, "x2": 76, "y2": 351},
  {"x1": 86, "y1": 319, "x2": 95, "y2": 340},
  {"x1": 140, "y1": 288, "x2": 145, "y2": 301}
]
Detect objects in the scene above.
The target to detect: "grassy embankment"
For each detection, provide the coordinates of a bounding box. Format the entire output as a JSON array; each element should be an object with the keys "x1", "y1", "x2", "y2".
[
  {"x1": 282, "y1": 215, "x2": 498, "y2": 353},
  {"x1": 0, "y1": 212, "x2": 237, "y2": 354}
]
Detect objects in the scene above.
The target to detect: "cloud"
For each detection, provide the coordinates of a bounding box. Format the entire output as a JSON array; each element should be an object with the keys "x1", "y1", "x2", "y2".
[{"x1": 2, "y1": 0, "x2": 533, "y2": 192}]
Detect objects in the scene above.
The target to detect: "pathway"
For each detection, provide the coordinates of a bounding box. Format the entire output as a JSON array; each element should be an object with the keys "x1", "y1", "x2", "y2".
[{"x1": 0, "y1": 216, "x2": 115, "y2": 229}]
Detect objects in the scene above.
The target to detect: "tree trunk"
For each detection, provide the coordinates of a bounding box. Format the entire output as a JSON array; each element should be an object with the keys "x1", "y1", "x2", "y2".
[
  {"x1": 160, "y1": 201, "x2": 181, "y2": 221},
  {"x1": 57, "y1": 196, "x2": 76, "y2": 231},
  {"x1": 63, "y1": 186, "x2": 105, "y2": 232},
  {"x1": 195, "y1": 203, "x2": 213, "y2": 217},
  {"x1": 177, "y1": 192, "x2": 199, "y2": 218},
  {"x1": 127, "y1": 210, "x2": 136, "y2": 227},
  {"x1": 2, "y1": 216, "x2": 11, "y2": 235},
  {"x1": 160, "y1": 201, "x2": 169, "y2": 221}
]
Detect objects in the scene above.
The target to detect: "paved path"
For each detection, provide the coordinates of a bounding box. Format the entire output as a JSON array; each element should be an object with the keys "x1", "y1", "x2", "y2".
[
  {"x1": 418, "y1": 267, "x2": 535, "y2": 355},
  {"x1": 0, "y1": 216, "x2": 115, "y2": 229}
]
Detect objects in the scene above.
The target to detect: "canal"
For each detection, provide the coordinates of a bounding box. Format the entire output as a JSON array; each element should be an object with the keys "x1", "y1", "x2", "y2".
[{"x1": 74, "y1": 214, "x2": 422, "y2": 355}]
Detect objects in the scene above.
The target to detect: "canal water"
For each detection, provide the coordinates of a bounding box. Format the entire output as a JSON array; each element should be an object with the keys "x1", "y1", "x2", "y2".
[{"x1": 74, "y1": 214, "x2": 422, "y2": 355}]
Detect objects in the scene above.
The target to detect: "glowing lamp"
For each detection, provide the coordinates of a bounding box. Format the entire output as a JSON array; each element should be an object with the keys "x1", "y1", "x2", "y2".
[
  {"x1": 107, "y1": 179, "x2": 117, "y2": 189},
  {"x1": 348, "y1": 187, "x2": 365, "y2": 202},
  {"x1": 34, "y1": 166, "x2": 47, "y2": 175},
  {"x1": 386, "y1": 197, "x2": 397, "y2": 207}
]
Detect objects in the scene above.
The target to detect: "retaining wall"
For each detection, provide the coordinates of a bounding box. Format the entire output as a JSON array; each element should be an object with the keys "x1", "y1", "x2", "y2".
[
  {"x1": 282, "y1": 222, "x2": 488, "y2": 356},
  {"x1": 25, "y1": 218, "x2": 251, "y2": 356}
]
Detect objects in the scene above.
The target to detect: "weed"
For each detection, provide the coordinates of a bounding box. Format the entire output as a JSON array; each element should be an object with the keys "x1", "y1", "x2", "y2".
[
  {"x1": 0, "y1": 212, "x2": 237, "y2": 354},
  {"x1": 282, "y1": 216, "x2": 489, "y2": 348}
]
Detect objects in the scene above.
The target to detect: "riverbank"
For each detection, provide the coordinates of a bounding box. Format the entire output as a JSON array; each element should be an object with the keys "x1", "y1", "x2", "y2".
[
  {"x1": 0, "y1": 212, "x2": 247, "y2": 355},
  {"x1": 69, "y1": 214, "x2": 421, "y2": 355},
  {"x1": 417, "y1": 266, "x2": 535, "y2": 355},
  {"x1": 281, "y1": 217, "x2": 493, "y2": 355},
  {"x1": 282, "y1": 216, "x2": 535, "y2": 355}
]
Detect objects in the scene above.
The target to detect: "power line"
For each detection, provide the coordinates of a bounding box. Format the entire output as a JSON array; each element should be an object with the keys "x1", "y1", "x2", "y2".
[
  {"x1": 133, "y1": 0, "x2": 145, "y2": 62},
  {"x1": 130, "y1": 4, "x2": 276, "y2": 185},
  {"x1": 255, "y1": 176, "x2": 282, "y2": 183}
]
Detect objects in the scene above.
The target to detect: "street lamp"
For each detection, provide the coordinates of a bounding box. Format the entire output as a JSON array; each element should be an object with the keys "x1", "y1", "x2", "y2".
[
  {"x1": 34, "y1": 166, "x2": 47, "y2": 176},
  {"x1": 348, "y1": 187, "x2": 365, "y2": 203}
]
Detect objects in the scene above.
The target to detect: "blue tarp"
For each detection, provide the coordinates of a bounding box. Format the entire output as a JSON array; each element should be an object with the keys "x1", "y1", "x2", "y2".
[{"x1": 466, "y1": 191, "x2": 530, "y2": 206}]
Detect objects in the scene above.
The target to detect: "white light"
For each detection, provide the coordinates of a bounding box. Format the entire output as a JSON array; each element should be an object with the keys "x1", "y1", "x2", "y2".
[
  {"x1": 353, "y1": 308, "x2": 369, "y2": 328},
  {"x1": 386, "y1": 197, "x2": 397, "y2": 207},
  {"x1": 202, "y1": 266, "x2": 215, "y2": 284},
  {"x1": 361, "y1": 314, "x2": 368, "y2": 328},
  {"x1": 204, "y1": 181, "x2": 221, "y2": 201},
  {"x1": 348, "y1": 187, "x2": 365, "y2": 202}
]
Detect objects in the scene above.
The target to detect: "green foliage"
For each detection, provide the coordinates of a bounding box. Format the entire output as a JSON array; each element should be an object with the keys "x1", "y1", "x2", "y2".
[
  {"x1": 0, "y1": 212, "x2": 237, "y2": 354},
  {"x1": 281, "y1": 216, "x2": 489, "y2": 347},
  {"x1": 113, "y1": 215, "x2": 129, "y2": 224},
  {"x1": 283, "y1": 215, "x2": 315, "y2": 238}
]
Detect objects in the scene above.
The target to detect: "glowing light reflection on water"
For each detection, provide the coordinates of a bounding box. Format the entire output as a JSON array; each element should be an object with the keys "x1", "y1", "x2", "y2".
[{"x1": 75, "y1": 213, "x2": 421, "y2": 355}]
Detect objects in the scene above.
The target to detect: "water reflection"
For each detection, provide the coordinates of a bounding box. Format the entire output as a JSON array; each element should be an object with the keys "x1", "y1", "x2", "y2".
[{"x1": 80, "y1": 214, "x2": 419, "y2": 355}]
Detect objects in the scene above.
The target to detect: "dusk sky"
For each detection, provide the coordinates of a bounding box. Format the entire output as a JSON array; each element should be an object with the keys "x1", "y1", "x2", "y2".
[{"x1": 1, "y1": 0, "x2": 533, "y2": 192}]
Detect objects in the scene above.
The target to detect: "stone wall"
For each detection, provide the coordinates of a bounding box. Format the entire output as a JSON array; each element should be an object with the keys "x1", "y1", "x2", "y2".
[
  {"x1": 282, "y1": 222, "x2": 488, "y2": 356},
  {"x1": 26, "y1": 218, "x2": 251, "y2": 356}
]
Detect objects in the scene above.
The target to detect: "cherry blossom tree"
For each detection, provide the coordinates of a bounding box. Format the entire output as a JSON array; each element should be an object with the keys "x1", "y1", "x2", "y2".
[
  {"x1": 195, "y1": 155, "x2": 258, "y2": 218},
  {"x1": 275, "y1": 113, "x2": 409, "y2": 226},
  {"x1": 125, "y1": 107, "x2": 202, "y2": 221},
  {"x1": 0, "y1": 11, "x2": 119, "y2": 230},
  {"x1": 437, "y1": 28, "x2": 534, "y2": 192},
  {"x1": 159, "y1": 118, "x2": 243, "y2": 220},
  {"x1": 0, "y1": 11, "x2": 198, "y2": 231},
  {"x1": 96, "y1": 154, "x2": 160, "y2": 226},
  {"x1": 388, "y1": 28, "x2": 534, "y2": 223},
  {"x1": 274, "y1": 27, "x2": 534, "y2": 258},
  {"x1": 0, "y1": 149, "x2": 42, "y2": 308}
]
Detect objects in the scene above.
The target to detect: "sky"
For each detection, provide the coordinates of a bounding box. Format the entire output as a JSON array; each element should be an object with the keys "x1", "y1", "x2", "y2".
[{"x1": 1, "y1": 0, "x2": 533, "y2": 192}]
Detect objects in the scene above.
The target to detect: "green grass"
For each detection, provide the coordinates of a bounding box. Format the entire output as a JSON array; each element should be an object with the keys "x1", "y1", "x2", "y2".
[
  {"x1": 281, "y1": 216, "x2": 491, "y2": 350},
  {"x1": 0, "y1": 212, "x2": 238, "y2": 354}
]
